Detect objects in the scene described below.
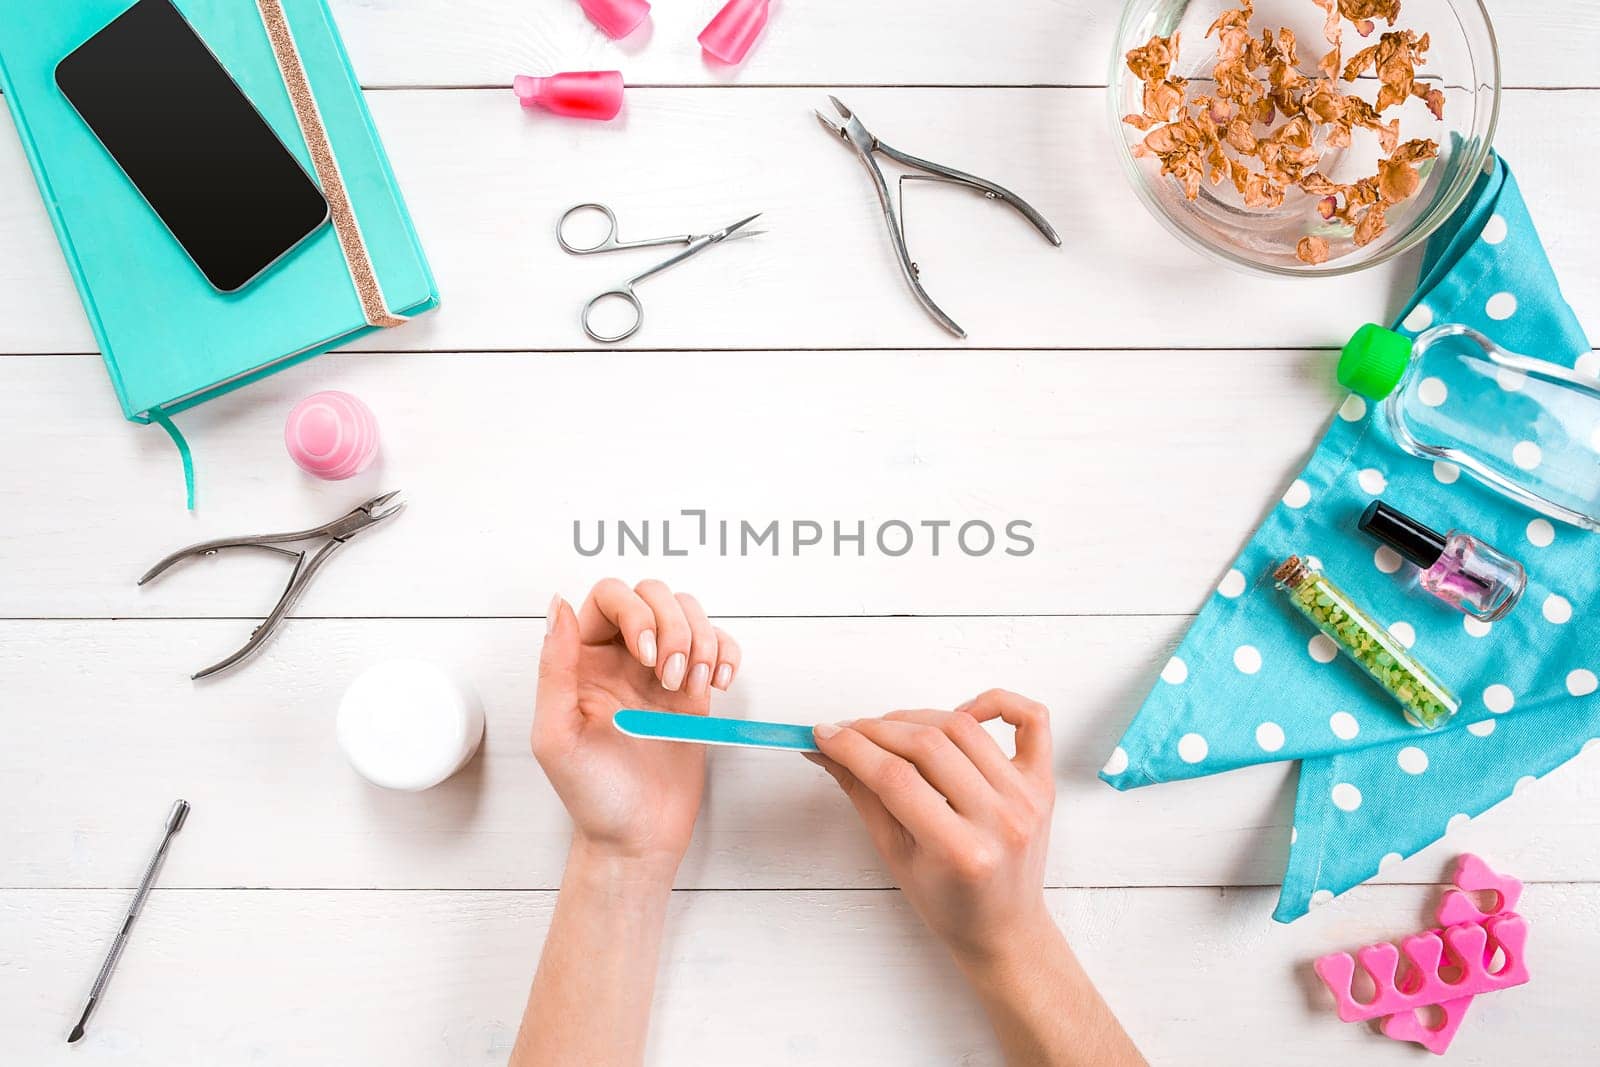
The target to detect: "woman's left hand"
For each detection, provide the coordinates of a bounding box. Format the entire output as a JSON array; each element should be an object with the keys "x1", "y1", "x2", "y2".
[{"x1": 532, "y1": 578, "x2": 742, "y2": 876}]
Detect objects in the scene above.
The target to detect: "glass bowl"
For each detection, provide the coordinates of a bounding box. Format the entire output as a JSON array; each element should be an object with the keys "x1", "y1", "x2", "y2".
[{"x1": 1109, "y1": 0, "x2": 1500, "y2": 276}]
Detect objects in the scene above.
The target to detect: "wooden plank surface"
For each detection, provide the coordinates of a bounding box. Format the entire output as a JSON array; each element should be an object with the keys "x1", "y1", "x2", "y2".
[
  {"x1": 0, "y1": 348, "x2": 1337, "y2": 617},
  {"x1": 322, "y1": 0, "x2": 1600, "y2": 91},
  {"x1": 5, "y1": 617, "x2": 1598, "y2": 890},
  {"x1": 5, "y1": 884, "x2": 1595, "y2": 1066},
  {"x1": 0, "y1": 89, "x2": 1595, "y2": 355}
]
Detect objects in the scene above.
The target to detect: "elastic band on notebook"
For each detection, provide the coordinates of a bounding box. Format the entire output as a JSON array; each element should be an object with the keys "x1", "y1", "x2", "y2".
[
  {"x1": 256, "y1": 0, "x2": 407, "y2": 329},
  {"x1": 149, "y1": 408, "x2": 196, "y2": 511}
]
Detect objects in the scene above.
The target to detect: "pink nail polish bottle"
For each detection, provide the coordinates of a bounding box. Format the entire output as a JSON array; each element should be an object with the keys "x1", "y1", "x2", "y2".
[
  {"x1": 1360, "y1": 500, "x2": 1526, "y2": 622},
  {"x1": 513, "y1": 72, "x2": 625, "y2": 121}
]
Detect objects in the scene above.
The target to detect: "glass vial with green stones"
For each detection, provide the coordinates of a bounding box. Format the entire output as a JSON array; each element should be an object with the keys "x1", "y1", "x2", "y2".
[{"x1": 1274, "y1": 555, "x2": 1459, "y2": 730}]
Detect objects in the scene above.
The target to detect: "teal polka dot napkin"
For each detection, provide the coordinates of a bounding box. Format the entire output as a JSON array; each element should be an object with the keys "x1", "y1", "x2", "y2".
[{"x1": 1101, "y1": 157, "x2": 1599, "y2": 922}]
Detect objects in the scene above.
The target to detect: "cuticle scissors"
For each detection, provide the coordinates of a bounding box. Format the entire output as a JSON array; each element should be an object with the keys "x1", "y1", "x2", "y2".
[{"x1": 556, "y1": 202, "x2": 764, "y2": 343}]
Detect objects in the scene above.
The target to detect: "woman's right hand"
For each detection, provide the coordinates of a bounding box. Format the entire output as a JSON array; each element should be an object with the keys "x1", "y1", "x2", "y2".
[
  {"x1": 811, "y1": 690, "x2": 1145, "y2": 1066},
  {"x1": 809, "y1": 689, "x2": 1057, "y2": 963}
]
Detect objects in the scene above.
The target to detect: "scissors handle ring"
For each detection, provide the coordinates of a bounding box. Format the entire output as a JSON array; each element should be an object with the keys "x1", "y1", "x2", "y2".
[
  {"x1": 556, "y1": 202, "x2": 620, "y2": 255},
  {"x1": 582, "y1": 286, "x2": 644, "y2": 343}
]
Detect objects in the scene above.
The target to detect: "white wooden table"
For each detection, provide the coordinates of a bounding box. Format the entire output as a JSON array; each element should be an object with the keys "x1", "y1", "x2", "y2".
[{"x1": 3, "y1": 2, "x2": 1599, "y2": 1063}]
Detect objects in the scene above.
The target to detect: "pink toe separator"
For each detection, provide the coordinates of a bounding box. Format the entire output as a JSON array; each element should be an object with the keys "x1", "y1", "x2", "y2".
[
  {"x1": 1381, "y1": 996, "x2": 1473, "y2": 1056},
  {"x1": 1315, "y1": 855, "x2": 1528, "y2": 1055},
  {"x1": 1314, "y1": 914, "x2": 1529, "y2": 1024},
  {"x1": 1374, "y1": 854, "x2": 1525, "y2": 1054},
  {"x1": 1437, "y1": 853, "x2": 1523, "y2": 926}
]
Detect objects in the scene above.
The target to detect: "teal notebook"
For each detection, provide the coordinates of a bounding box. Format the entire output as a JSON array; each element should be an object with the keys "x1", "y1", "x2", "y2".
[{"x1": 0, "y1": 0, "x2": 436, "y2": 431}]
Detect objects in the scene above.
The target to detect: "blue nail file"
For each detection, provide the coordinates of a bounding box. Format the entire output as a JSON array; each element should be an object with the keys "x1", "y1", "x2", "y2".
[{"x1": 613, "y1": 709, "x2": 819, "y2": 752}]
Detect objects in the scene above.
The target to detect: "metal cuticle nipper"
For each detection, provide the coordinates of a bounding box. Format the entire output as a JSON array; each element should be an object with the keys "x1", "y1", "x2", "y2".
[
  {"x1": 137, "y1": 491, "x2": 405, "y2": 679},
  {"x1": 814, "y1": 95, "x2": 1062, "y2": 339}
]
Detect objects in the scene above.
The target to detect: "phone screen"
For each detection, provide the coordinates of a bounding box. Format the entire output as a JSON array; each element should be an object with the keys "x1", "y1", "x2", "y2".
[{"x1": 56, "y1": 0, "x2": 330, "y2": 292}]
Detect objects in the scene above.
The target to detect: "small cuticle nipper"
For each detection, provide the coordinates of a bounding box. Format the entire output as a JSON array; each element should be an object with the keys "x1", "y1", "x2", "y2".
[
  {"x1": 814, "y1": 95, "x2": 1062, "y2": 339},
  {"x1": 137, "y1": 491, "x2": 405, "y2": 679}
]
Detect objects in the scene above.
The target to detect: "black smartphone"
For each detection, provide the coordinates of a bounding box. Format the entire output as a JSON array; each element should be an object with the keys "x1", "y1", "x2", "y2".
[{"x1": 55, "y1": 0, "x2": 330, "y2": 292}]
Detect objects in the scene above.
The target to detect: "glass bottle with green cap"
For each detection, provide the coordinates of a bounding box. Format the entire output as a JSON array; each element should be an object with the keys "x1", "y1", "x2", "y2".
[{"x1": 1340, "y1": 322, "x2": 1600, "y2": 531}]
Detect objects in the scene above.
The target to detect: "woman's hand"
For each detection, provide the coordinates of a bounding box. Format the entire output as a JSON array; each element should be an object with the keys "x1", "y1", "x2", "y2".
[
  {"x1": 533, "y1": 578, "x2": 742, "y2": 877},
  {"x1": 812, "y1": 691, "x2": 1144, "y2": 1066},
  {"x1": 810, "y1": 689, "x2": 1055, "y2": 962}
]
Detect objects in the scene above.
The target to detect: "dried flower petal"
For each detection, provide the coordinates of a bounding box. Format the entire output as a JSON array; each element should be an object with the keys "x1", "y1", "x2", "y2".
[
  {"x1": 1377, "y1": 157, "x2": 1420, "y2": 203},
  {"x1": 1243, "y1": 173, "x2": 1286, "y2": 208},
  {"x1": 1416, "y1": 85, "x2": 1446, "y2": 120},
  {"x1": 1207, "y1": 1, "x2": 1255, "y2": 42},
  {"x1": 1297, "y1": 235, "x2": 1332, "y2": 264},
  {"x1": 1354, "y1": 203, "x2": 1388, "y2": 245},
  {"x1": 1313, "y1": 0, "x2": 1342, "y2": 46},
  {"x1": 1229, "y1": 159, "x2": 1253, "y2": 193},
  {"x1": 1338, "y1": 0, "x2": 1401, "y2": 28},
  {"x1": 1343, "y1": 42, "x2": 1382, "y2": 80},
  {"x1": 1225, "y1": 118, "x2": 1260, "y2": 153},
  {"x1": 1144, "y1": 77, "x2": 1188, "y2": 121},
  {"x1": 1126, "y1": 33, "x2": 1180, "y2": 82},
  {"x1": 1390, "y1": 137, "x2": 1439, "y2": 164},
  {"x1": 1299, "y1": 172, "x2": 1341, "y2": 196}
]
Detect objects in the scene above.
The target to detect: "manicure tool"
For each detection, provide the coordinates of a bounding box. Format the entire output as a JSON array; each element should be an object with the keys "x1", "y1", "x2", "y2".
[
  {"x1": 814, "y1": 95, "x2": 1062, "y2": 339},
  {"x1": 556, "y1": 203, "x2": 764, "y2": 343},
  {"x1": 137, "y1": 491, "x2": 405, "y2": 679},
  {"x1": 513, "y1": 71, "x2": 625, "y2": 121},
  {"x1": 577, "y1": 0, "x2": 649, "y2": 39},
  {"x1": 614, "y1": 708, "x2": 820, "y2": 752},
  {"x1": 699, "y1": 0, "x2": 770, "y2": 65},
  {"x1": 68, "y1": 800, "x2": 190, "y2": 1044}
]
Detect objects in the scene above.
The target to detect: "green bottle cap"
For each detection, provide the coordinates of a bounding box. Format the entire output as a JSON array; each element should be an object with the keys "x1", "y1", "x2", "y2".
[{"x1": 1337, "y1": 323, "x2": 1414, "y2": 399}]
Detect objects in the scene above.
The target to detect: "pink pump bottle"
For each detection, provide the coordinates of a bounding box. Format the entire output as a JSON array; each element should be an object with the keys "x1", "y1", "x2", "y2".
[
  {"x1": 1360, "y1": 500, "x2": 1526, "y2": 622},
  {"x1": 698, "y1": 0, "x2": 770, "y2": 65},
  {"x1": 513, "y1": 71, "x2": 625, "y2": 121}
]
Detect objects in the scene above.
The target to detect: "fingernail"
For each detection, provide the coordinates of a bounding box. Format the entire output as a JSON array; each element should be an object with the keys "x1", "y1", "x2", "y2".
[
  {"x1": 688, "y1": 662, "x2": 710, "y2": 695},
  {"x1": 954, "y1": 699, "x2": 975, "y2": 714},
  {"x1": 814, "y1": 723, "x2": 839, "y2": 740},
  {"x1": 638, "y1": 630, "x2": 658, "y2": 668},
  {"x1": 546, "y1": 594, "x2": 563, "y2": 634},
  {"x1": 713, "y1": 663, "x2": 734, "y2": 690},
  {"x1": 662, "y1": 653, "x2": 687, "y2": 691}
]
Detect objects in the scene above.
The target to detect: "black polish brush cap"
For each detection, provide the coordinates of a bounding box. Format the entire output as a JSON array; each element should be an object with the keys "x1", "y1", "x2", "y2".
[{"x1": 1359, "y1": 500, "x2": 1447, "y2": 569}]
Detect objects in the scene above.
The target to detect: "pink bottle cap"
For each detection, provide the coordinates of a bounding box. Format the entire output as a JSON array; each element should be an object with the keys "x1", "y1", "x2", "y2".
[
  {"x1": 285, "y1": 391, "x2": 379, "y2": 481},
  {"x1": 578, "y1": 0, "x2": 649, "y2": 39},
  {"x1": 698, "y1": 0, "x2": 770, "y2": 65},
  {"x1": 513, "y1": 71, "x2": 625, "y2": 121}
]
